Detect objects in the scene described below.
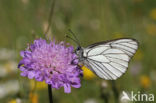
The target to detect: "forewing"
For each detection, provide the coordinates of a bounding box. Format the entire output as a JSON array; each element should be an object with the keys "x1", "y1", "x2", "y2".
[{"x1": 83, "y1": 38, "x2": 138, "y2": 80}]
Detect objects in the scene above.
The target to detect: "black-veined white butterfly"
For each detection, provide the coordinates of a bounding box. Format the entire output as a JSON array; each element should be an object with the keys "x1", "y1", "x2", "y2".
[{"x1": 67, "y1": 30, "x2": 139, "y2": 80}]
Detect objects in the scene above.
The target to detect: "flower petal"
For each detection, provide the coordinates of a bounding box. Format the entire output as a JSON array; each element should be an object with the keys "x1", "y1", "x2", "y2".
[
  {"x1": 28, "y1": 71, "x2": 35, "y2": 79},
  {"x1": 64, "y1": 84, "x2": 71, "y2": 93}
]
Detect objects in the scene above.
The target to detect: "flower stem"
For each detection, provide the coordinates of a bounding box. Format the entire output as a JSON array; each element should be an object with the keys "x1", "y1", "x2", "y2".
[
  {"x1": 111, "y1": 81, "x2": 119, "y2": 103},
  {"x1": 48, "y1": 84, "x2": 53, "y2": 103},
  {"x1": 44, "y1": 0, "x2": 56, "y2": 38}
]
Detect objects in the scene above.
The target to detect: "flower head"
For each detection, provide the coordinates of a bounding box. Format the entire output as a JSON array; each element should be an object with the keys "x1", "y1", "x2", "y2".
[
  {"x1": 140, "y1": 75, "x2": 151, "y2": 89},
  {"x1": 18, "y1": 38, "x2": 82, "y2": 93}
]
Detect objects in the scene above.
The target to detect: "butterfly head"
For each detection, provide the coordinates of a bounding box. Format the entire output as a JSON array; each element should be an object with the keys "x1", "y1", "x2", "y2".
[
  {"x1": 75, "y1": 46, "x2": 82, "y2": 53},
  {"x1": 76, "y1": 46, "x2": 81, "y2": 51},
  {"x1": 75, "y1": 46, "x2": 84, "y2": 59}
]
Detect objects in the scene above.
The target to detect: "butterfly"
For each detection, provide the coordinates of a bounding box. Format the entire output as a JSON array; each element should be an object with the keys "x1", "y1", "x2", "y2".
[{"x1": 67, "y1": 30, "x2": 139, "y2": 80}]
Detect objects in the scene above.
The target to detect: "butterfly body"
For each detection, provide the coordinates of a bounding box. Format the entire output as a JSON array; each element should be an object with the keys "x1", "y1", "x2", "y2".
[{"x1": 75, "y1": 38, "x2": 139, "y2": 80}]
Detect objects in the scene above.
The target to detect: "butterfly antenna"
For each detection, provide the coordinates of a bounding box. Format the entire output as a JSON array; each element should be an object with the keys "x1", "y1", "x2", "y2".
[
  {"x1": 68, "y1": 29, "x2": 81, "y2": 46},
  {"x1": 65, "y1": 34, "x2": 80, "y2": 46}
]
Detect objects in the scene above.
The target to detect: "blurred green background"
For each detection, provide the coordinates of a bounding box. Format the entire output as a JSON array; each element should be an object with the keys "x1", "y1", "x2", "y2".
[{"x1": 0, "y1": 0, "x2": 156, "y2": 103}]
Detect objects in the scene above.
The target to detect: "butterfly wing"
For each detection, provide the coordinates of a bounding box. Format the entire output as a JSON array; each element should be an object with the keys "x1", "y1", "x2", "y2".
[{"x1": 83, "y1": 38, "x2": 138, "y2": 80}]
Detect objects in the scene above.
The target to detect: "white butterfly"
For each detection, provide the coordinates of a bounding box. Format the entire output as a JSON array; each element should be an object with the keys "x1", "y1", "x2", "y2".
[
  {"x1": 75, "y1": 38, "x2": 139, "y2": 80},
  {"x1": 67, "y1": 30, "x2": 139, "y2": 80}
]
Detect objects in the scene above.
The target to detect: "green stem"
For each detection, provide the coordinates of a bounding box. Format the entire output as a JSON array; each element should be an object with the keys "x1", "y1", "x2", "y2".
[{"x1": 48, "y1": 84, "x2": 53, "y2": 103}]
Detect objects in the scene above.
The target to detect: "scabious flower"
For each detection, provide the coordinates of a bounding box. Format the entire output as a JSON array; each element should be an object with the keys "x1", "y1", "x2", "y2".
[{"x1": 18, "y1": 38, "x2": 82, "y2": 93}]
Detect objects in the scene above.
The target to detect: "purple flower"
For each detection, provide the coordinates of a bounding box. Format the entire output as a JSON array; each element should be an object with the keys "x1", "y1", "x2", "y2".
[{"x1": 18, "y1": 38, "x2": 82, "y2": 93}]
